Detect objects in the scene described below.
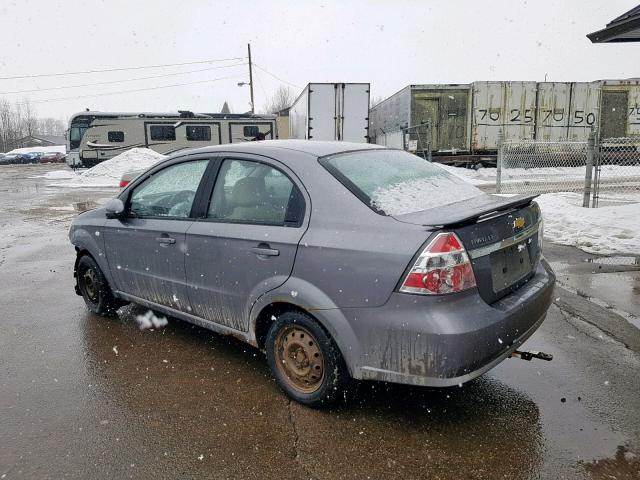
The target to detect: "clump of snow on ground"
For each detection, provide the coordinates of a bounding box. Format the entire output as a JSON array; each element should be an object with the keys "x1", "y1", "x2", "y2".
[
  {"x1": 536, "y1": 192, "x2": 640, "y2": 255},
  {"x1": 50, "y1": 148, "x2": 165, "y2": 188},
  {"x1": 8, "y1": 145, "x2": 66, "y2": 155},
  {"x1": 135, "y1": 309, "x2": 169, "y2": 330},
  {"x1": 76, "y1": 148, "x2": 165, "y2": 187}
]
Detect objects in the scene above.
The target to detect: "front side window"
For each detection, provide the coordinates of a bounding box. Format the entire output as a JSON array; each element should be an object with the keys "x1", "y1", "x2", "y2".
[
  {"x1": 320, "y1": 149, "x2": 483, "y2": 216},
  {"x1": 150, "y1": 125, "x2": 176, "y2": 141},
  {"x1": 207, "y1": 159, "x2": 302, "y2": 226},
  {"x1": 129, "y1": 160, "x2": 208, "y2": 218},
  {"x1": 186, "y1": 125, "x2": 211, "y2": 141},
  {"x1": 108, "y1": 131, "x2": 124, "y2": 142}
]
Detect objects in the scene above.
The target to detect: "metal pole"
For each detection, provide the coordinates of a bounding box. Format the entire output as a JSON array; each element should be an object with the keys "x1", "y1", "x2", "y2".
[
  {"x1": 247, "y1": 43, "x2": 255, "y2": 114},
  {"x1": 427, "y1": 120, "x2": 433, "y2": 162},
  {"x1": 583, "y1": 130, "x2": 594, "y2": 208},
  {"x1": 496, "y1": 129, "x2": 503, "y2": 194}
]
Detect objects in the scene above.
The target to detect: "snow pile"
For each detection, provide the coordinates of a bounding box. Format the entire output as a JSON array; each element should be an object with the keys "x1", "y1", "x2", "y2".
[
  {"x1": 370, "y1": 176, "x2": 482, "y2": 215},
  {"x1": 8, "y1": 145, "x2": 66, "y2": 155},
  {"x1": 536, "y1": 192, "x2": 640, "y2": 255},
  {"x1": 70, "y1": 148, "x2": 165, "y2": 187},
  {"x1": 135, "y1": 310, "x2": 168, "y2": 330}
]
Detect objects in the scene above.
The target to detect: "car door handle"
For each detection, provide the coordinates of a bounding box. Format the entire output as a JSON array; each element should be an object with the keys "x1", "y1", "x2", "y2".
[
  {"x1": 251, "y1": 244, "x2": 279, "y2": 257},
  {"x1": 156, "y1": 236, "x2": 176, "y2": 245}
]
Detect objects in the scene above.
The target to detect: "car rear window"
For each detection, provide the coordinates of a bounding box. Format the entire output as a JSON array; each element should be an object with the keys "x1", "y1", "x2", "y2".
[{"x1": 320, "y1": 149, "x2": 483, "y2": 216}]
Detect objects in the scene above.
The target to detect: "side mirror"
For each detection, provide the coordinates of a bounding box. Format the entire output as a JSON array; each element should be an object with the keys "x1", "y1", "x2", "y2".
[{"x1": 105, "y1": 198, "x2": 125, "y2": 219}]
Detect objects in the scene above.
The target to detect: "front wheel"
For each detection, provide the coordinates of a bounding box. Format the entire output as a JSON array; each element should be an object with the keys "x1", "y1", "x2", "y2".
[
  {"x1": 76, "y1": 255, "x2": 123, "y2": 315},
  {"x1": 266, "y1": 311, "x2": 350, "y2": 407}
]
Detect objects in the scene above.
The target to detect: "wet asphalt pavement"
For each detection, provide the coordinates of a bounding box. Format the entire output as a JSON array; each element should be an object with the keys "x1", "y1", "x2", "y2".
[{"x1": 1, "y1": 164, "x2": 639, "y2": 480}]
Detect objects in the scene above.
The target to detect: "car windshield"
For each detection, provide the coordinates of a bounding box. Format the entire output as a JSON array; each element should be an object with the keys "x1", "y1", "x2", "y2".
[{"x1": 321, "y1": 149, "x2": 483, "y2": 216}]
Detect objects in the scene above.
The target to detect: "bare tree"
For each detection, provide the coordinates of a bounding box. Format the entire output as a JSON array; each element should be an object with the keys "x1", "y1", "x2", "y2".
[
  {"x1": 263, "y1": 85, "x2": 295, "y2": 114},
  {"x1": 0, "y1": 98, "x2": 67, "y2": 152},
  {"x1": 370, "y1": 95, "x2": 384, "y2": 108}
]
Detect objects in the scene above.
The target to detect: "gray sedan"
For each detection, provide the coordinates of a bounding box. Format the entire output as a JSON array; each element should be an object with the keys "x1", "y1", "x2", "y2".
[{"x1": 69, "y1": 140, "x2": 555, "y2": 406}]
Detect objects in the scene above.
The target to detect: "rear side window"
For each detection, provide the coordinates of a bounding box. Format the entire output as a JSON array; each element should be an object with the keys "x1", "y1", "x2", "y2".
[
  {"x1": 207, "y1": 159, "x2": 303, "y2": 226},
  {"x1": 150, "y1": 125, "x2": 176, "y2": 141},
  {"x1": 108, "y1": 131, "x2": 124, "y2": 142},
  {"x1": 186, "y1": 125, "x2": 211, "y2": 141},
  {"x1": 320, "y1": 149, "x2": 482, "y2": 216}
]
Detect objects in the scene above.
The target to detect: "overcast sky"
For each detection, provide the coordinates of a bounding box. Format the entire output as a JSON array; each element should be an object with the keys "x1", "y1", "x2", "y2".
[{"x1": 1, "y1": 0, "x2": 638, "y2": 121}]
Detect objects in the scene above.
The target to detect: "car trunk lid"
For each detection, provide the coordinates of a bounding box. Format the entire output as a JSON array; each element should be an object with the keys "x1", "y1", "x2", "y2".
[{"x1": 394, "y1": 194, "x2": 542, "y2": 304}]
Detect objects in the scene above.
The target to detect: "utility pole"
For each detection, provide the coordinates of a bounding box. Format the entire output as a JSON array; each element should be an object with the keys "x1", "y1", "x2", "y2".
[{"x1": 247, "y1": 43, "x2": 255, "y2": 114}]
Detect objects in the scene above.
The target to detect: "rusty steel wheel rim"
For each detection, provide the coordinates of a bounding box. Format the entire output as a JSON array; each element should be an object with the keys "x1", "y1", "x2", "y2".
[
  {"x1": 275, "y1": 325, "x2": 325, "y2": 394},
  {"x1": 82, "y1": 268, "x2": 99, "y2": 302}
]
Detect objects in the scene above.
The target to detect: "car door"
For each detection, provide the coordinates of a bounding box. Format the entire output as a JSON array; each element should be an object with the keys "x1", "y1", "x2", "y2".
[
  {"x1": 185, "y1": 155, "x2": 307, "y2": 332},
  {"x1": 103, "y1": 158, "x2": 211, "y2": 309}
]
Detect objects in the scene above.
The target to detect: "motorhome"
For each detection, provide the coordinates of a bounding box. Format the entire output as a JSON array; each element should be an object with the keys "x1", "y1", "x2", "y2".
[{"x1": 66, "y1": 110, "x2": 277, "y2": 167}]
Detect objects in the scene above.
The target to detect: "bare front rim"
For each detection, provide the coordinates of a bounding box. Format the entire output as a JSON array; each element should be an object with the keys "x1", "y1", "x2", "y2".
[
  {"x1": 82, "y1": 268, "x2": 99, "y2": 302},
  {"x1": 275, "y1": 325, "x2": 325, "y2": 394}
]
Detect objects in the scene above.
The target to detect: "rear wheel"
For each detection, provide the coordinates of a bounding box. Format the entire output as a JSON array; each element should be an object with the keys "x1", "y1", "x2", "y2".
[
  {"x1": 266, "y1": 311, "x2": 350, "y2": 407},
  {"x1": 76, "y1": 255, "x2": 123, "y2": 315}
]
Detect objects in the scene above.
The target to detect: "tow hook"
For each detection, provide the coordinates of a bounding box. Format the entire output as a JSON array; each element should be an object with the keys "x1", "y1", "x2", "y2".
[{"x1": 511, "y1": 350, "x2": 553, "y2": 361}]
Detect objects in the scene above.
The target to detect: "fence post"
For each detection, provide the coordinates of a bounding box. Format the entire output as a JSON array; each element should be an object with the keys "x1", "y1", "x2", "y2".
[
  {"x1": 583, "y1": 130, "x2": 595, "y2": 208},
  {"x1": 496, "y1": 129, "x2": 504, "y2": 194},
  {"x1": 427, "y1": 119, "x2": 433, "y2": 162}
]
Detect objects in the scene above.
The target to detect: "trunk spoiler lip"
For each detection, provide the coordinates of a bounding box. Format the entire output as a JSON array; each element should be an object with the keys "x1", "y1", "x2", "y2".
[{"x1": 391, "y1": 193, "x2": 539, "y2": 228}]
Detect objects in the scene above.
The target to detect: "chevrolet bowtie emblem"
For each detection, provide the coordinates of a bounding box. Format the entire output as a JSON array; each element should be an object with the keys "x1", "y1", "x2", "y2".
[{"x1": 513, "y1": 217, "x2": 526, "y2": 229}]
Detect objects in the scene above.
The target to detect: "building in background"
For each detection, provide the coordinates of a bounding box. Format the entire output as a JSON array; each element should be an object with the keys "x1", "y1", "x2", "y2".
[
  {"x1": 15, "y1": 134, "x2": 66, "y2": 149},
  {"x1": 588, "y1": 5, "x2": 640, "y2": 43}
]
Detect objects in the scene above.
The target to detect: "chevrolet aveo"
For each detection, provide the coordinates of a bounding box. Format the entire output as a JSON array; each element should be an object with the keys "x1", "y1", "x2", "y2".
[{"x1": 69, "y1": 140, "x2": 555, "y2": 406}]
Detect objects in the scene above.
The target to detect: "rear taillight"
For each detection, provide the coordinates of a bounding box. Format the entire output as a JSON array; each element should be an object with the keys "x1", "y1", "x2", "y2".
[
  {"x1": 119, "y1": 180, "x2": 129, "y2": 188},
  {"x1": 399, "y1": 232, "x2": 476, "y2": 295}
]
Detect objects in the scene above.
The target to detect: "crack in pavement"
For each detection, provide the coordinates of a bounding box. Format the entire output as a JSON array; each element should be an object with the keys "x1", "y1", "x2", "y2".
[{"x1": 286, "y1": 400, "x2": 319, "y2": 480}]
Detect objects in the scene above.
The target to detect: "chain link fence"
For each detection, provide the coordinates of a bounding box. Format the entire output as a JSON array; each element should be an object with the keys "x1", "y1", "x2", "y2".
[
  {"x1": 497, "y1": 133, "x2": 640, "y2": 207},
  {"x1": 594, "y1": 137, "x2": 640, "y2": 207}
]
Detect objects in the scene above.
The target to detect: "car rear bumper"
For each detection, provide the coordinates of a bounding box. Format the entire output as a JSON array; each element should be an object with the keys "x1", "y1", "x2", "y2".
[{"x1": 338, "y1": 258, "x2": 555, "y2": 387}]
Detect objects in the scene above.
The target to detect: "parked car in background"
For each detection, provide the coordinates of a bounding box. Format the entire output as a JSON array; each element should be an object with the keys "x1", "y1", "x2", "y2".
[
  {"x1": 0, "y1": 153, "x2": 29, "y2": 164},
  {"x1": 39, "y1": 152, "x2": 66, "y2": 163},
  {"x1": 119, "y1": 168, "x2": 145, "y2": 188},
  {"x1": 69, "y1": 140, "x2": 554, "y2": 407}
]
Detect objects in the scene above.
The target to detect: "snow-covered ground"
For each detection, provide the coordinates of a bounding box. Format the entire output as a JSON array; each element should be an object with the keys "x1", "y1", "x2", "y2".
[
  {"x1": 46, "y1": 148, "x2": 165, "y2": 188},
  {"x1": 439, "y1": 164, "x2": 640, "y2": 256},
  {"x1": 8, "y1": 145, "x2": 66, "y2": 155},
  {"x1": 536, "y1": 192, "x2": 640, "y2": 255}
]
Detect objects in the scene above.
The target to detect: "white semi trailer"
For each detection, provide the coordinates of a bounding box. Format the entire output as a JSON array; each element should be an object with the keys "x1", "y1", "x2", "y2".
[{"x1": 289, "y1": 83, "x2": 370, "y2": 142}]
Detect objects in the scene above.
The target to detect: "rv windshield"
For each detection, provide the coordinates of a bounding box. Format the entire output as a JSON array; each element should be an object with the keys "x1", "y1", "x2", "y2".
[{"x1": 68, "y1": 125, "x2": 87, "y2": 149}]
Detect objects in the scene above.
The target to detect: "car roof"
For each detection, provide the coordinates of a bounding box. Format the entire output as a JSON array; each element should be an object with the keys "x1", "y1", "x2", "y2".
[{"x1": 179, "y1": 139, "x2": 385, "y2": 159}]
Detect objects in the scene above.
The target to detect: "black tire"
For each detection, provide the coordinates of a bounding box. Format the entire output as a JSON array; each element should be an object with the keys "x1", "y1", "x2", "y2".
[
  {"x1": 76, "y1": 255, "x2": 123, "y2": 315},
  {"x1": 266, "y1": 310, "x2": 350, "y2": 407}
]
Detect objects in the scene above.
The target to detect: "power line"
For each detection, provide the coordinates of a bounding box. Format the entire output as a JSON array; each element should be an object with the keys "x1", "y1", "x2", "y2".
[
  {"x1": 253, "y1": 63, "x2": 302, "y2": 90},
  {"x1": 0, "y1": 57, "x2": 246, "y2": 81},
  {"x1": 0, "y1": 62, "x2": 247, "y2": 95},
  {"x1": 28, "y1": 75, "x2": 245, "y2": 104}
]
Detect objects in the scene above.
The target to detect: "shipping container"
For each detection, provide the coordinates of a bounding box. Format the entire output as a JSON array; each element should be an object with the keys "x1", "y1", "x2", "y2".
[
  {"x1": 370, "y1": 79, "x2": 640, "y2": 164},
  {"x1": 369, "y1": 84, "x2": 471, "y2": 152},
  {"x1": 288, "y1": 83, "x2": 370, "y2": 142},
  {"x1": 471, "y1": 81, "x2": 537, "y2": 151},
  {"x1": 600, "y1": 80, "x2": 640, "y2": 138}
]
